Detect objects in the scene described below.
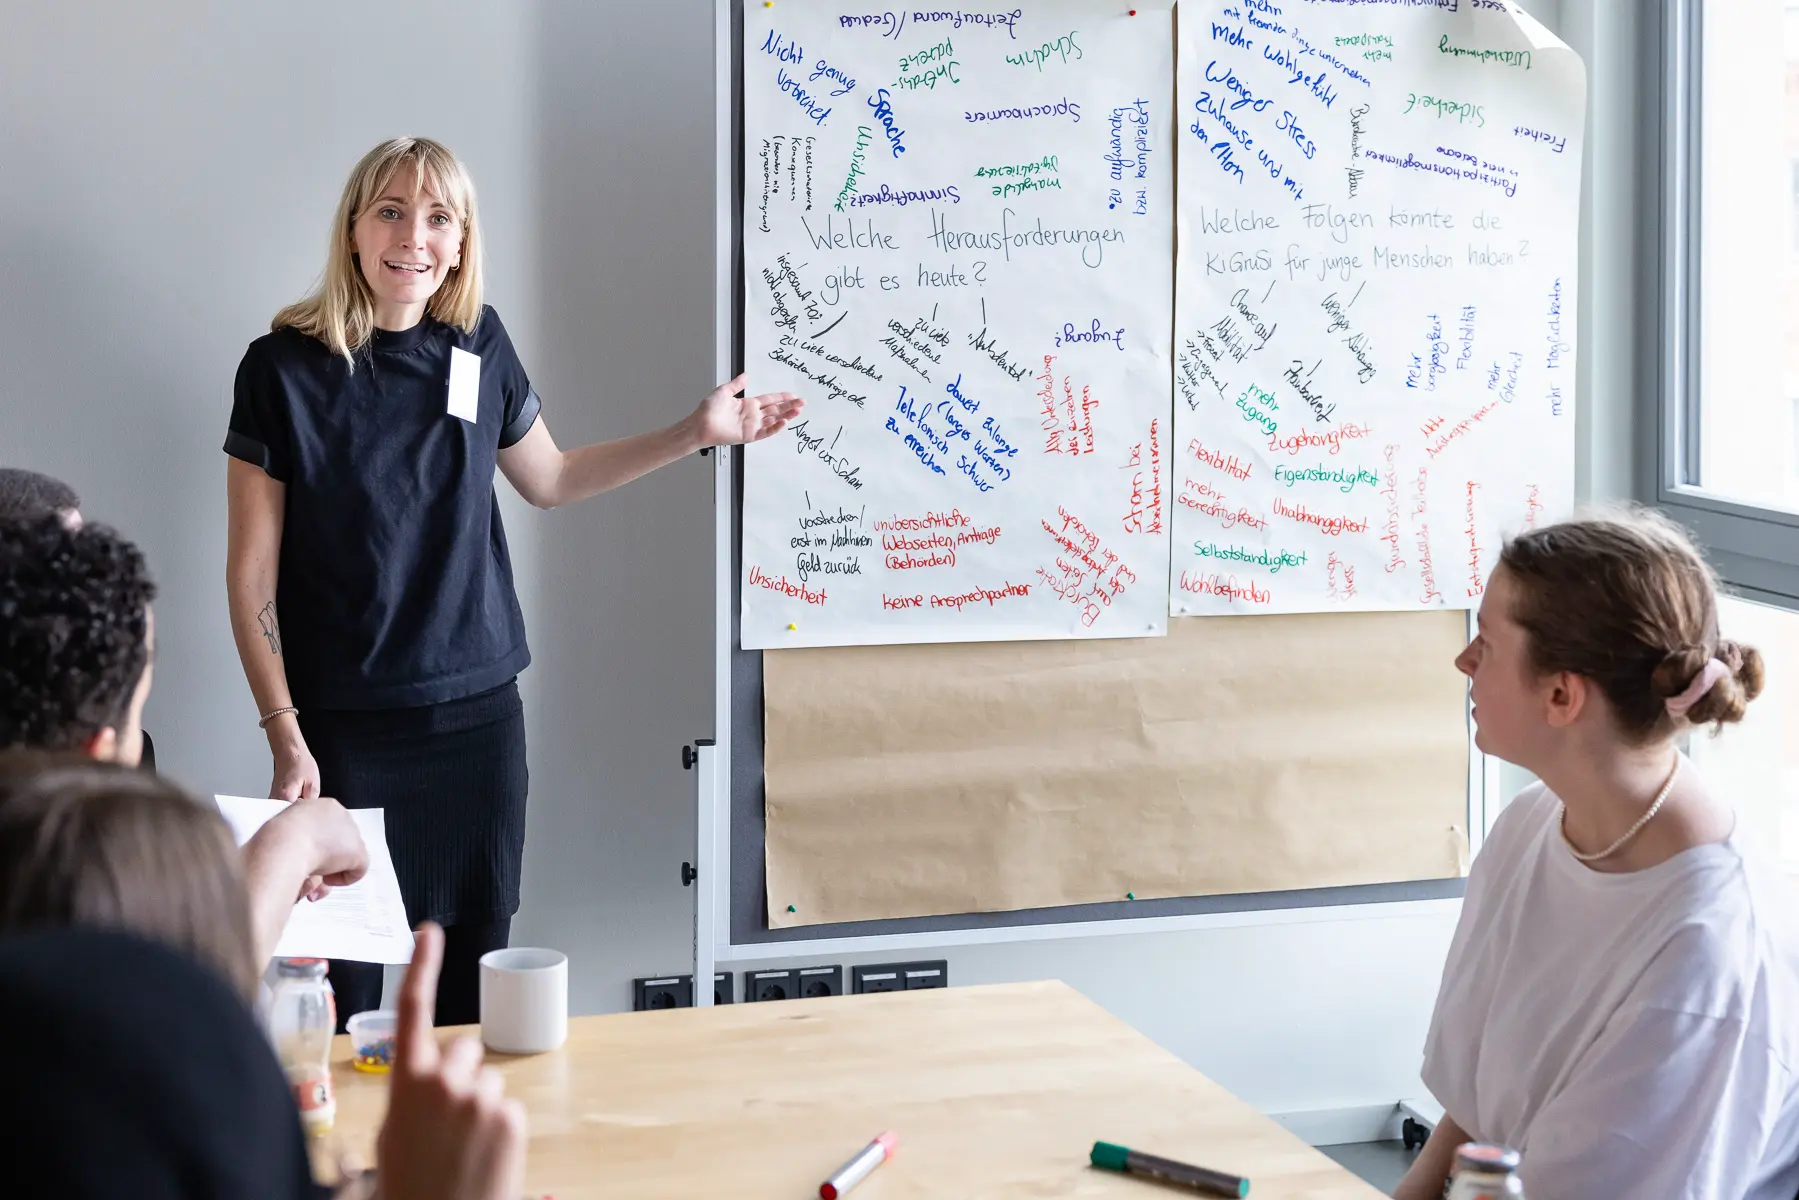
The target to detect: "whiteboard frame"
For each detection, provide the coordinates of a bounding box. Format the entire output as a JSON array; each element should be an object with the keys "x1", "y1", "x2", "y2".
[{"x1": 703, "y1": 0, "x2": 1492, "y2": 969}]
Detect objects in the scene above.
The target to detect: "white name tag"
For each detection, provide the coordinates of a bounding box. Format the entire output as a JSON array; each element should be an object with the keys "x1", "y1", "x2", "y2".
[{"x1": 447, "y1": 347, "x2": 481, "y2": 423}]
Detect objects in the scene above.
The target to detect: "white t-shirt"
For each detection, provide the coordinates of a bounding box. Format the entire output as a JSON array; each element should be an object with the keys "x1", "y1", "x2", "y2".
[{"x1": 1423, "y1": 779, "x2": 1799, "y2": 1200}]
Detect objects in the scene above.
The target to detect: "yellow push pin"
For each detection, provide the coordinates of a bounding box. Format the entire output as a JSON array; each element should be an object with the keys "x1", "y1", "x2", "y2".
[{"x1": 788, "y1": 623, "x2": 798, "y2": 631}]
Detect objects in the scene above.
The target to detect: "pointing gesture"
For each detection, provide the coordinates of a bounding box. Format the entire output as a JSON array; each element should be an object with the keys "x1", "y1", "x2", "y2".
[
  {"x1": 377, "y1": 922, "x2": 528, "y2": 1200},
  {"x1": 693, "y1": 373, "x2": 804, "y2": 447}
]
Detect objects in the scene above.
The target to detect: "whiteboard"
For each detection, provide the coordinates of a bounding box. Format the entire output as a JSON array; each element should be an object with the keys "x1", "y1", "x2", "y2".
[
  {"x1": 1170, "y1": 0, "x2": 1585, "y2": 615},
  {"x1": 739, "y1": 1, "x2": 1177, "y2": 649},
  {"x1": 706, "y1": 0, "x2": 1494, "y2": 959}
]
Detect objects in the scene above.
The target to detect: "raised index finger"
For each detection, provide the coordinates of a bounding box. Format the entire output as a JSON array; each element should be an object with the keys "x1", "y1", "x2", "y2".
[{"x1": 395, "y1": 921, "x2": 445, "y2": 1072}]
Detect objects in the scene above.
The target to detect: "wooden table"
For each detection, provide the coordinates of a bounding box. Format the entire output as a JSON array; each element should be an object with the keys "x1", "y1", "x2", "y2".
[{"x1": 320, "y1": 981, "x2": 1384, "y2": 1198}]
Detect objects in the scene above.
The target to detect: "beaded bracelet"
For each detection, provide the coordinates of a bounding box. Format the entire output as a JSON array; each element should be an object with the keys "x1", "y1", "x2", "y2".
[{"x1": 257, "y1": 706, "x2": 299, "y2": 729}]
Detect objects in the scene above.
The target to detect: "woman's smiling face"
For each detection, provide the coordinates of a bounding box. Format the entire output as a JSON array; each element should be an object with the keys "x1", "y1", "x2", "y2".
[{"x1": 350, "y1": 164, "x2": 463, "y2": 327}]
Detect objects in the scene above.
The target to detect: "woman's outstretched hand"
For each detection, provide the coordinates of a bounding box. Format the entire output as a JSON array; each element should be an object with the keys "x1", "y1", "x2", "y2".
[{"x1": 692, "y1": 373, "x2": 804, "y2": 447}]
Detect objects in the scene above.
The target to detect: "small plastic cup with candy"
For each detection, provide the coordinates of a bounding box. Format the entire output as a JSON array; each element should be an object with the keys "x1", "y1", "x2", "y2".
[{"x1": 347, "y1": 1009, "x2": 398, "y2": 1073}]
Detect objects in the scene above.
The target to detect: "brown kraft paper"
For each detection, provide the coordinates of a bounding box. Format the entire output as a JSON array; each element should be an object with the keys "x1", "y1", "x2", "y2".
[{"x1": 763, "y1": 610, "x2": 1471, "y2": 928}]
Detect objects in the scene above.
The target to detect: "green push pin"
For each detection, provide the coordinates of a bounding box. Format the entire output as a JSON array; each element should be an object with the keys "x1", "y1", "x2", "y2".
[
  {"x1": 1126, "y1": 892, "x2": 1136, "y2": 900},
  {"x1": 787, "y1": 904, "x2": 797, "y2": 913}
]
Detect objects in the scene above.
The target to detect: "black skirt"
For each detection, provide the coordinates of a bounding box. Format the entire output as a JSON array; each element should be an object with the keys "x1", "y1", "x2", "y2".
[{"x1": 300, "y1": 680, "x2": 527, "y2": 927}]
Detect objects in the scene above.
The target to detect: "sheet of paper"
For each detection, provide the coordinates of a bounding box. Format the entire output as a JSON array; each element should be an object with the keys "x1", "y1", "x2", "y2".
[
  {"x1": 1170, "y1": 1, "x2": 1584, "y2": 615},
  {"x1": 740, "y1": 0, "x2": 1176, "y2": 648},
  {"x1": 215, "y1": 795, "x2": 414, "y2": 965},
  {"x1": 763, "y1": 610, "x2": 1471, "y2": 927}
]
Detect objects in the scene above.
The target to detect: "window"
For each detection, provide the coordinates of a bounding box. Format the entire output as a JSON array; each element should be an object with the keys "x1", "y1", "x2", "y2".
[
  {"x1": 1682, "y1": 597, "x2": 1799, "y2": 869},
  {"x1": 1659, "y1": 0, "x2": 1799, "y2": 604},
  {"x1": 1692, "y1": 3, "x2": 1799, "y2": 511},
  {"x1": 1663, "y1": 3, "x2": 1799, "y2": 864}
]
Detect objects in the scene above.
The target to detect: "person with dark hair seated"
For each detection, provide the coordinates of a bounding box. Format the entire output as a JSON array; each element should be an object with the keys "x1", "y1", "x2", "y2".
[
  {"x1": 0, "y1": 465, "x2": 156, "y2": 766},
  {"x1": 0, "y1": 755, "x2": 527, "y2": 1199},
  {"x1": 0, "y1": 514, "x2": 158, "y2": 763},
  {"x1": 0, "y1": 516, "x2": 366, "y2": 967}
]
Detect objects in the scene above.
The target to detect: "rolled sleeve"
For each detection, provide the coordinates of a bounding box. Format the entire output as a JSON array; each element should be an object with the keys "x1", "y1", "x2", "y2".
[
  {"x1": 222, "y1": 429, "x2": 277, "y2": 474},
  {"x1": 499, "y1": 386, "x2": 541, "y2": 449},
  {"x1": 226, "y1": 343, "x2": 293, "y2": 481}
]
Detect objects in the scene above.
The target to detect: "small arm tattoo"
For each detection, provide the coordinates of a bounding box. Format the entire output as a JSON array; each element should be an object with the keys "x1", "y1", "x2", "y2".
[{"x1": 256, "y1": 600, "x2": 282, "y2": 655}]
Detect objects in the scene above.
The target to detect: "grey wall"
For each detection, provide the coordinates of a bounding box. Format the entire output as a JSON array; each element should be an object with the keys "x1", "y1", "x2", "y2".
[{"x1": 0, "y1": 0, "x2": 713, "y2": 1013}]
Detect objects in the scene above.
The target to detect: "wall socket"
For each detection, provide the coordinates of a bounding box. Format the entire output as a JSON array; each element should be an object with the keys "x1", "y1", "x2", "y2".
[
  {"x1": 797, "y1": 965, "x2": 843, "y2": 998},
  {"x1": 902, "y1": 961, "x2": 948, "y2": 989},
  {"x1": 746, "y1": 967, "x2": 798, "y2": 1002},
  {"x1": 745, "y1": 965, "x2": 844, "y2": 1002},
  {"x1": 851, "y1": 960, "x2": 948, "y2": 994},
  {"x1": 632, "y1": 972, "x2": 734, "y2": 1010},
  {"x1": 633, "y1": 974, "x2": 690, "y2": 1010}
]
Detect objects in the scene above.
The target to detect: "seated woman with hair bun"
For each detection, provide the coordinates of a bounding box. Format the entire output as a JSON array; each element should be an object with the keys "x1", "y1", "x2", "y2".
[{"x1": 1395, "y1": 509, "x2": 1799, "y2": 1200}]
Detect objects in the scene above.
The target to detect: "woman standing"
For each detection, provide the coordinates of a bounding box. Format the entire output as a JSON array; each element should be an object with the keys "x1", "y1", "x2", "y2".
[{"x1": 225, "y1": 137, "x2": 800, "y2": 1025}]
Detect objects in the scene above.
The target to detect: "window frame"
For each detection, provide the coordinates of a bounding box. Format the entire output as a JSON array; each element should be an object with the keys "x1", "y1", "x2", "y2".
[{"x1": 1653, "y1": 0, "x2": 1799, "y2": 609}]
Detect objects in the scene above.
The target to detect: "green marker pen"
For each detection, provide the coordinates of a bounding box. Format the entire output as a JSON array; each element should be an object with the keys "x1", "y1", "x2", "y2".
[{"x1": 1091, "y1": 1142, "x2": 1249, "y2": 1198}]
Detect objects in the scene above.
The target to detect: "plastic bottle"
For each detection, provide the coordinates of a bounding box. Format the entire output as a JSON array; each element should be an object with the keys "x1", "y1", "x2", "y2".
[
  {"x1": 268, "y1": 957, "x2": 336, "y2": 1135},
  {"x1": 1446, "y1": 1143, "x2": 1524, "y2": 1199}
]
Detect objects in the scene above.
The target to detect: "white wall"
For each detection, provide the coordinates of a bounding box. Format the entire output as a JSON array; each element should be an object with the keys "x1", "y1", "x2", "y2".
[{"x1": 1, "y1": 0, "x2": 1636, "y2": 1129}]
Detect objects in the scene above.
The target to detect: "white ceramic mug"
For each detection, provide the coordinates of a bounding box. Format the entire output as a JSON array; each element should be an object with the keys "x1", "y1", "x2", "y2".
[{"x1": 478, "y1": 947, "x2": 568, "y2": 1054}]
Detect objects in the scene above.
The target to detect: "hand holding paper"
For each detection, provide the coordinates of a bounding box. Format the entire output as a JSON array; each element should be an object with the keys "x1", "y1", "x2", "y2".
[
  {"x1": 218, "y1": 794, "x2": 413, "y2": 964},
  {"x1": 280, "y1": 792, "x2": 369, "y2": 902}
]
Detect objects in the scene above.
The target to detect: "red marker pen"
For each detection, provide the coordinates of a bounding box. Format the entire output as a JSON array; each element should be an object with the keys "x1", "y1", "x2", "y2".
[{"x1": 820, "y1": 1131, "x2": 898, "y2": 1199}]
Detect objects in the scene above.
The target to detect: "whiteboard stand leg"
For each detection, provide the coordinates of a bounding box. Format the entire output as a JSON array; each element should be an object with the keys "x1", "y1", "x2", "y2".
[{"x1": 686, "y1": 739, "x2": 719, "y2": 1007}]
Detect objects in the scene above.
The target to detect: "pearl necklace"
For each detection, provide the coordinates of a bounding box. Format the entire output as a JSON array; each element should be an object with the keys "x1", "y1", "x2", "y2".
[{"x1": 1560, "y1": 756, "x2": 1682, "y2": 863}]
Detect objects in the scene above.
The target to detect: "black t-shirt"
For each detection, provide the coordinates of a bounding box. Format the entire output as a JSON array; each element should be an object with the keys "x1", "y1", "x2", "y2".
[{"x1": 225, "y1": 305, "x2": 540, "y2": 709}]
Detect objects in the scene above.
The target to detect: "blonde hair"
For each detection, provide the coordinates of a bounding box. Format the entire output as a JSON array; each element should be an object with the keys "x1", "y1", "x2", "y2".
[{"x1": 273, "y1": 137, "x2": 485, "y2": 363}]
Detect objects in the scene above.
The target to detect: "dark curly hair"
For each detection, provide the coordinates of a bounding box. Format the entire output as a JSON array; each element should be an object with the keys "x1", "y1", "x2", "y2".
[
  {"x1": 0, "y1": 469, "x2": 80, "y2": 522},
  {"x1": 0, "y1": 517, "x2": 156, "y2": 751}
]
